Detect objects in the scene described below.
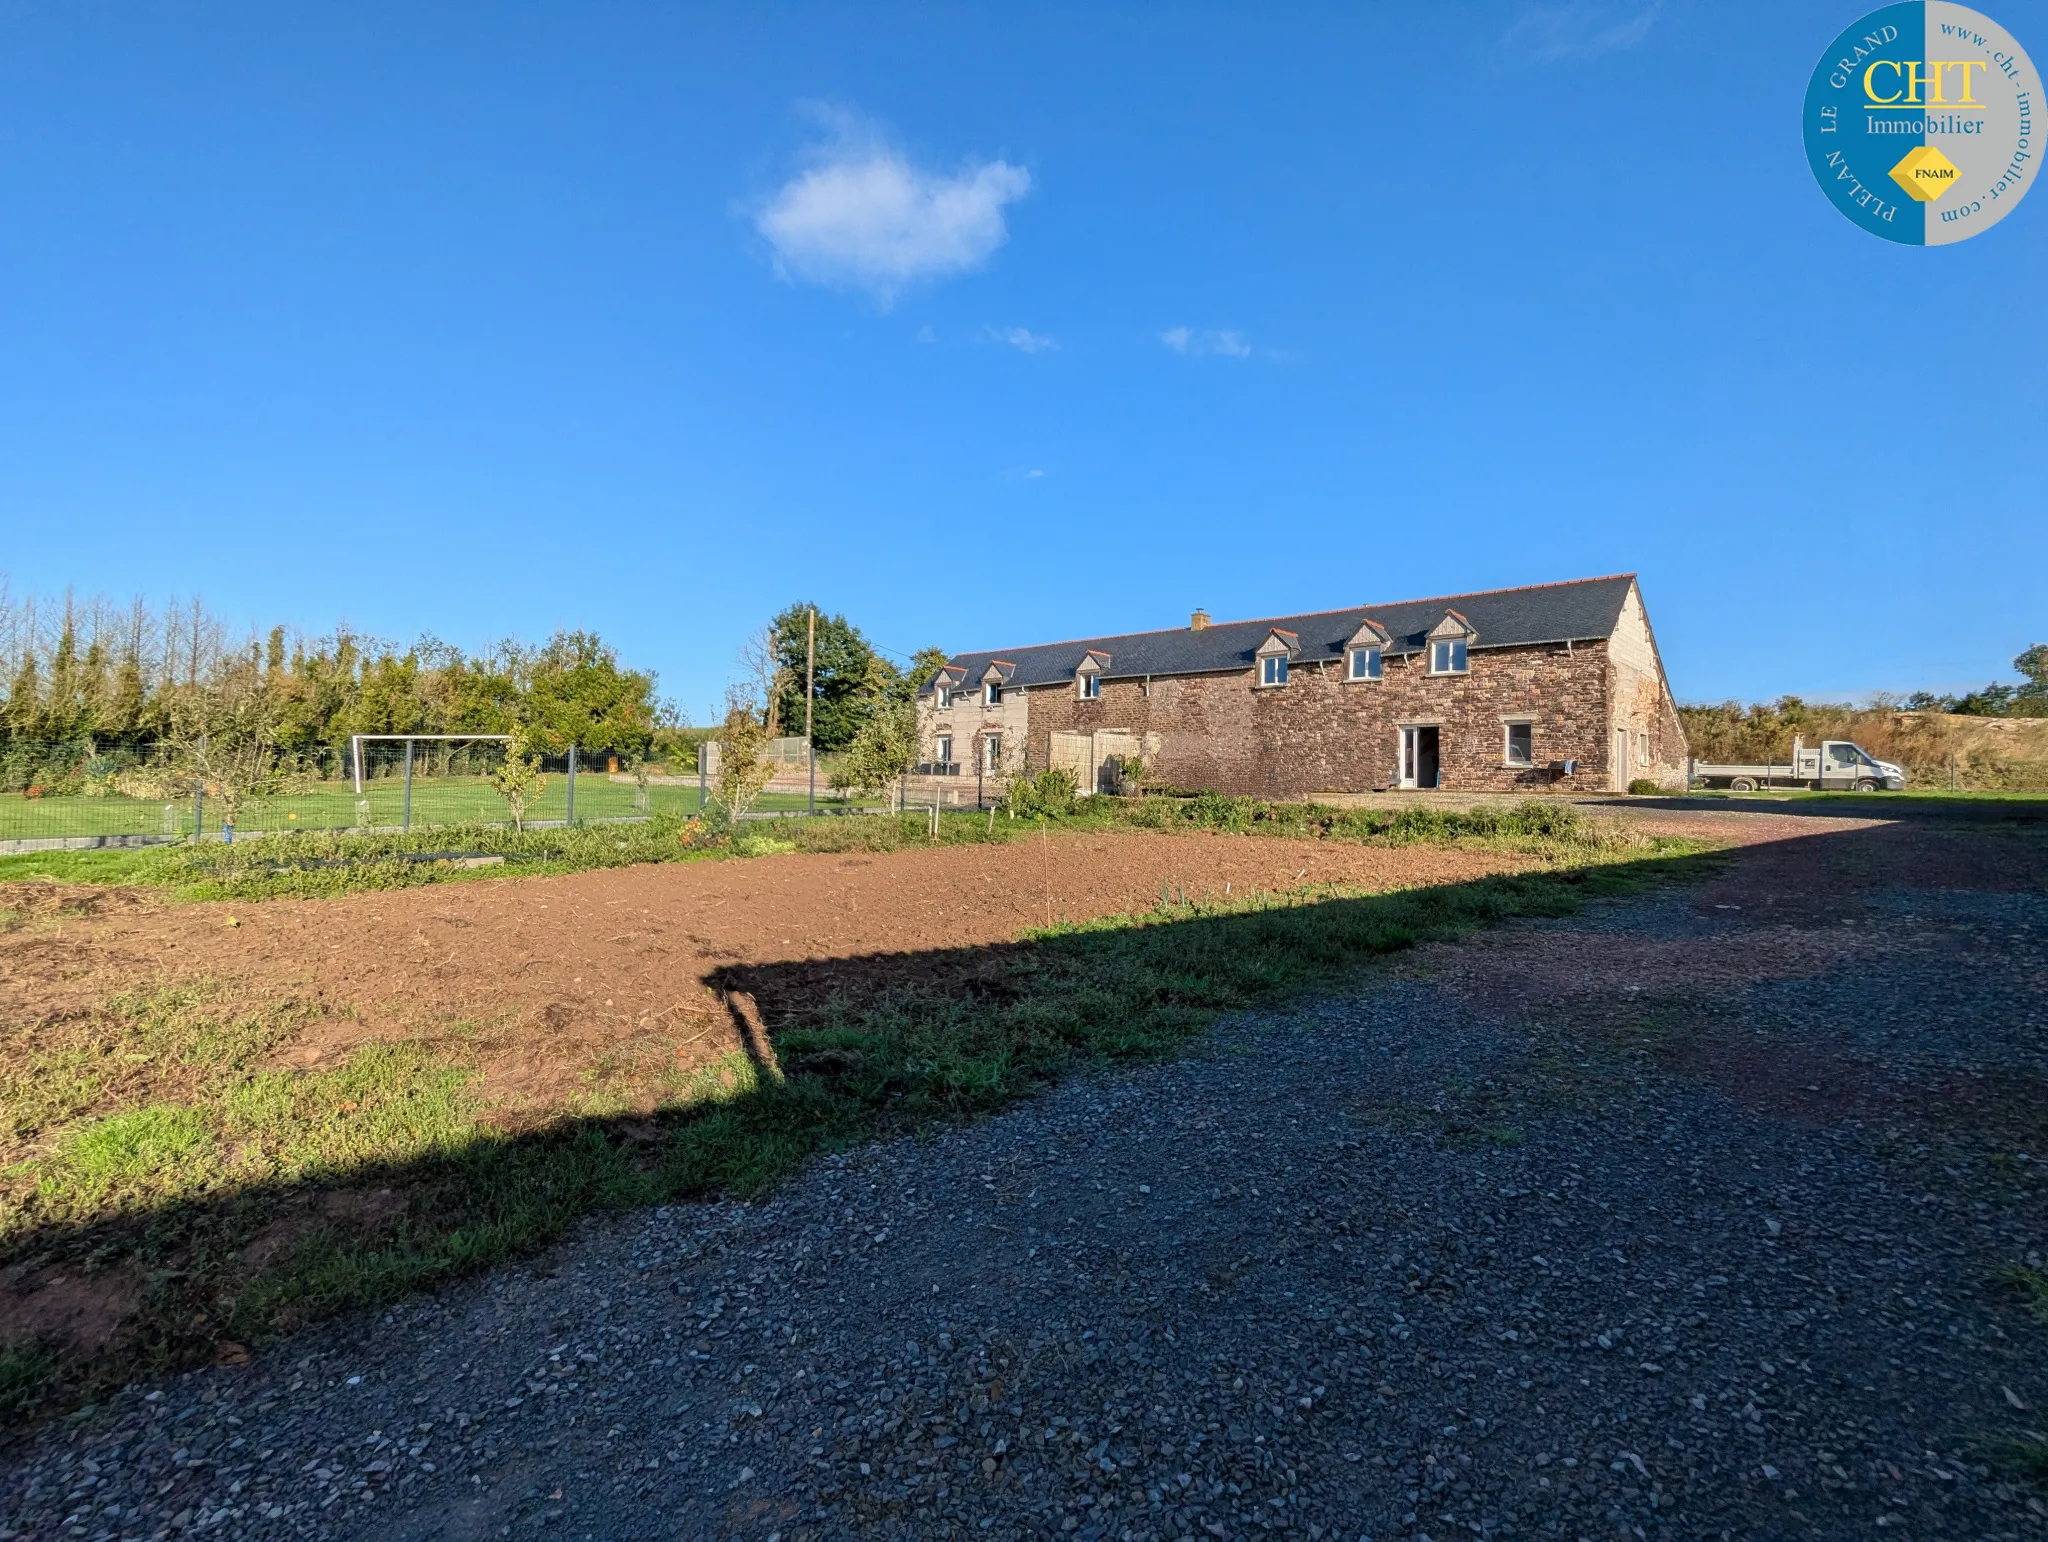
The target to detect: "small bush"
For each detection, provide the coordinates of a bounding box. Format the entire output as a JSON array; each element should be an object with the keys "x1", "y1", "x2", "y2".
[
  {"x1": 1005, "y1": 768, "x2": 1079, "y2": 819},
  {"x1": 1628, "y1": 778, "x2": 1662, "y2": 796}
]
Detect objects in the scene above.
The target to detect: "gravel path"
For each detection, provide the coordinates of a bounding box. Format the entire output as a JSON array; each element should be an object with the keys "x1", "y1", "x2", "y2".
[{"x1": 5, "y1": 813, "x2": 2047, "y2": 1540}]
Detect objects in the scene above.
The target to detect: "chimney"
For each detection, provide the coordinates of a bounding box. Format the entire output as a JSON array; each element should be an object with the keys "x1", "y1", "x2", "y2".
[{"x1": 1190, "y1": 609, "x2": 1211, "y2": 630}]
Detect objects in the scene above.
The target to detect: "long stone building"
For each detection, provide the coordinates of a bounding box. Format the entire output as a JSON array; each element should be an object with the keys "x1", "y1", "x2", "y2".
[{"x1": 916, "y1": 575, "x2": 1686, "y2": 798}]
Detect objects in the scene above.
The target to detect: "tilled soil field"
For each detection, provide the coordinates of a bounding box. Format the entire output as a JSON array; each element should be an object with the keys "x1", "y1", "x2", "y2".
[
  {"x1": 0, "y1": 830, "x2": 1531, "y2": 1102},
  {"x1": 4, "y1": 807, "x2": 2046, "y2": 1538}
]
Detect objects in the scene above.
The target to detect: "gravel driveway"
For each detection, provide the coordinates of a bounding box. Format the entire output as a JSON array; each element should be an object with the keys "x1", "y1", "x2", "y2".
[{"x1": 5, "y1": 810, "x2": 2046, "y2": 1540}]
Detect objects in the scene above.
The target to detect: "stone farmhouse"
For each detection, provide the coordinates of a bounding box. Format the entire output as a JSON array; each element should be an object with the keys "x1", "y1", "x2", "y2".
[{"x1": 916, "y1": 575, "x2": 1686, "y2": 798}]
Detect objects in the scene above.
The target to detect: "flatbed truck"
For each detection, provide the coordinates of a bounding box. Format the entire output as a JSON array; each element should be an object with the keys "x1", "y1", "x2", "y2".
[{"x1": 1687, "y1": 737, "x2": 1906, "y2": 793}]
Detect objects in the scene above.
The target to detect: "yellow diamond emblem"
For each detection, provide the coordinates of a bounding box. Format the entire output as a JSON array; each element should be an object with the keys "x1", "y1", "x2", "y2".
[{"x1": 1889, "y1": 144, "x2": 1960, "y2": 202}]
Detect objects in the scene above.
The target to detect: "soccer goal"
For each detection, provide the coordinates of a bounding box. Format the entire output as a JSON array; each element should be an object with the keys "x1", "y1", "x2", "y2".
[{"x1": 348, "y1": 733, "x2": 512, "y2": 794}]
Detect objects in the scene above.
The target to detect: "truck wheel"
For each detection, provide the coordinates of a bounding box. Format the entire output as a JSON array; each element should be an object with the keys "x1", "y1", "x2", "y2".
[
  {"x1": 1729, "y1": 777, "x2": 1756, "y2": 792},
  {"x1": 1853, "y1": 778, "x2": 1876, "y2": 792}
]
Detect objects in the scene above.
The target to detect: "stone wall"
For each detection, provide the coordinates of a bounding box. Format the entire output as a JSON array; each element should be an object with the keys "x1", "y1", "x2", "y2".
[
  {"x1": 1606, "y1": 585, "x2": 1690, "y2": 790},
  {"x1": 1024, "y1": 640, "x2": 1620, "y2": 798},
  {"x1": 916, "y1": 685, "x2": 1030, "y2": 777}
]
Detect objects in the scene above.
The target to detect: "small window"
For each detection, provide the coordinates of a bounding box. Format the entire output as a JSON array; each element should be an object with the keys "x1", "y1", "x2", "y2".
[
  {"x1": 935, "y1": 684, "x2": 952, "y2": 709},
  {"x1": 1637, "y1": 732, "x2": 1651, "y2": 767},
  {"x1": 1079, "y1": 672, "x2": 1100, "y2": 699},
  {"x1": 1347, "y1": 647, "x2": 1382, "y2": 681},
  {"x1": 1430, "y1": 639, "x2": 1468, "y2": 674},
  {"x1": 934, "y1": 734, "x2": 952, "y2": 768},
  {"x1": 984, "y1": 683, "x2": 1002, "y2": 706},
  {"x1": 1261, "y1": 655, "x2": 1288, "y2": 687},
  {"x1": 983, "y1": 734, "x2": 1001, "y2": 770},
  {"x1": 1504, "y1": 722, "x2": 1533, "y2": 767}
]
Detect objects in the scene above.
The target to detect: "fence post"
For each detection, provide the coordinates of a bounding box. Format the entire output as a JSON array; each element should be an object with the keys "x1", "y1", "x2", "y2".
[
  {"x1": 403, "y1": 740, "x2": 414, "y2": 831},
  {"x1": 808, "y1": 740, "x2": 816, "y2": 816},
  {"x1": 566, "y1": 746, "x2": 577, "y2": 826},
  {"x1": 193, "y1": 784, "x2": 203, "y2": 843},
  {"x1": 698, "y1": 747, "x2": 707, "y2": 812}
]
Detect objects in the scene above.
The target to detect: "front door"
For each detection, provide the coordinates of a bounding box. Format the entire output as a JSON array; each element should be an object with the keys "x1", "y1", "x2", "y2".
[
  {"x1": 1614, "y1": 727, "x2": 1630, "y2": 792},
  {"x1": 1399, "y1": 726, "x2": 1441, "y2": 789}
]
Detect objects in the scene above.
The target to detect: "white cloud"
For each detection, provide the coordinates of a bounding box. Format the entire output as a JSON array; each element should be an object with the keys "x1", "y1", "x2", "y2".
[
  {"x1": 1161, "y1": 326, "x2": 1254, "y2": 360},
  {"x1": 1497, "y1": 1, "x2": 1661, "y2": 64},
  {"x1": 752, "y1": 106, "x2": 1032, "y2": 306},
  {"x1": 988, "y1": 325, "x2": 1056, "y2": 354},
  {"x1": 1001, "y1": 466, "x2": 1046, "y2": 481}
]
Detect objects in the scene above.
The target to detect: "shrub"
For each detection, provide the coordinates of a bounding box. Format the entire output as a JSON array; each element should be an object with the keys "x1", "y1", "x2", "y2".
[
  {"x1": 1628, "y1": 778, "x2": 1662, "y2": 796},
  {"x1": 1005, "y1": 768, "x2": 1079, "y2": 819}
]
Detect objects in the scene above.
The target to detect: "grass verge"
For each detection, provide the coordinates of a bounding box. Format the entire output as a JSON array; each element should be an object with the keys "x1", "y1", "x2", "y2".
[
  {"x1": 0, "y1": 806, "x2": 1711, "y2": 1422},
  {"x1": 2, "y1": 793, "x2": 1659, "y2": 901}
]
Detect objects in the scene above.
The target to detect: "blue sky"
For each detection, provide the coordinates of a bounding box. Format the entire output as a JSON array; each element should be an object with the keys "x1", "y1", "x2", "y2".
[{"x1": 0, "y1": 0, "x2": 2042, "y2": 720}]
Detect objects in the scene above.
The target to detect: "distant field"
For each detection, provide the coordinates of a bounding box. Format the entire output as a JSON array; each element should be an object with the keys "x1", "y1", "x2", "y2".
[{"x1": 0, "y1": 774, "x2": 882, "y2": 842}]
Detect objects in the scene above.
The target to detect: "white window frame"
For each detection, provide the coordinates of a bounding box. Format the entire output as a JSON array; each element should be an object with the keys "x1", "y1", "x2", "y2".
[
  {"x1": 1501, "y1": 719, "x2": 1535, "y2": 768},
  {"x1": 1637, "y1": 730, "x2": 1650, "y2": 767},
  {"x1": 935, "y1": 684, "x2": 953, "y2": 709},
  {"x1": 1346, "y1": 646, "x2": 1382, "y2": 682},
  {"x1": 984, "y1": 682, "x2": 1002, "y2": 706},
  {"x1": 1429, "y1": 639, "x2": 1469, "y2": 675},
  {"x1": 1079, "y1": 671, "x2": 1100, "y2": 700},
  {"x1": 934, "y1": 733, "x2": 953, "y2": 767},
  {"x1": 983, "y1": 733, "x2": 1002, "y2": 771},
  {"x1": 1260, "y1": 654, "x2": 1289, "y2": 687}
]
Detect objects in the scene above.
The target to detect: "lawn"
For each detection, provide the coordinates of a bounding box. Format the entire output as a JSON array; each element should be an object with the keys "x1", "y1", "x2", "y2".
[
  {"x1": 0, "y1": 773, "x2": 881, "y2": 845},
  {"x1": 0, "y1": 797, "x2": 1715, "y2": 1420}
]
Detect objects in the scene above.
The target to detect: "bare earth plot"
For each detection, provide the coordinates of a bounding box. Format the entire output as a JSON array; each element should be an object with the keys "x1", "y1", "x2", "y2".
[
  {"x1": 4, "y1": 806, "x2": 2048, "y2": 1539},
  {"x1": 0, "y1": 832, "x2": 1524, "y2": 1104}
]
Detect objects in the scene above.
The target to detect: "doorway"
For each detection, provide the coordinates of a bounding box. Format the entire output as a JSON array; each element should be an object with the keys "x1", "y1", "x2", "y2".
[
  {"x1": 1399, "y1": 725, "x2": 1440, "y2": 789},
  {"x1": 1613, "y1": 727, "x2": 1630, "y2": 792}
]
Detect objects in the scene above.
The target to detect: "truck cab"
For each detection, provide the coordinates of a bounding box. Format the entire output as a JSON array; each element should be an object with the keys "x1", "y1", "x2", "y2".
[{"x1": 1812, "y1": 740, "x2": 1905, "y2": 791}]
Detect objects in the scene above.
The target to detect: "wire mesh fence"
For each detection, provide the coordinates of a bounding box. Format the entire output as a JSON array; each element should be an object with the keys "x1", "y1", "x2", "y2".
[
  {"x1": 0, "y1": 740, "x2": 722, "y2": 850},
  {"x1": 0, "y1": 739, "x2": 899, "y2": 850}
]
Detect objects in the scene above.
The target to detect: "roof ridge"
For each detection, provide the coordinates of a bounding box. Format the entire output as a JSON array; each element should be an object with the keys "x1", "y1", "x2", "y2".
[{"x1": 946, "y1": 574, "x2": 1635, "y2": 662}]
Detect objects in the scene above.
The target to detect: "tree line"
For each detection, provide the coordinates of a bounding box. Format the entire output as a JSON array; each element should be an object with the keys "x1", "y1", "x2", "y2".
[{"x1": 0, "y1": 587, "x2": 674, "y2": 794}]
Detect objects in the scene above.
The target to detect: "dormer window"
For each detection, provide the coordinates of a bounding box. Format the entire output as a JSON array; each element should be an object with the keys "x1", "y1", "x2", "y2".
[
  {"x1": 936, "y1": 683, "x2": 953, "y2": 709},
  {"x1": 1347, "y1": 647, "x2": 1382, "y2": 681},
  {"x1": 984, "y1": 683, "x2": 1003, "y2": 706},
  {"x1": 1261, "y1": 655, "x2": 1289, "y2": 687},
  {"x1": 1079, "y1": 672, "x2": 1100, "y2": 699},
  {"x1": 1430, "y1": 639, "x2": 1468, "y2": 675}
]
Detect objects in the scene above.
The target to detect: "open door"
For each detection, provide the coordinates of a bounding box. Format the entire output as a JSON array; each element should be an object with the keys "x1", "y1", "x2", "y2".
[{"x1": 1399, "y1": 726, "x2": 1441, "y2": 789}]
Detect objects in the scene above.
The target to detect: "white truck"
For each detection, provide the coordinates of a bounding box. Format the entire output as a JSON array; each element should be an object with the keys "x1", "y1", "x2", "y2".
[{"x1": 1687, "y1": 737, "x2": 1906, "y2": 793}]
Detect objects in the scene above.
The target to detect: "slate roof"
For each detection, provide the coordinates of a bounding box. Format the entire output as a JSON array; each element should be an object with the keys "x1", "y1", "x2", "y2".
[{"x1": 924, "y1": 575, "x2": 1637, "y2": 695}]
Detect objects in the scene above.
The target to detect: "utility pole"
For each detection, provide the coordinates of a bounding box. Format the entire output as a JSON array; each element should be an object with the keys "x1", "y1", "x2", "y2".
[{"x1": 805, "y1": 607, "x2": 817, "y2": 815}]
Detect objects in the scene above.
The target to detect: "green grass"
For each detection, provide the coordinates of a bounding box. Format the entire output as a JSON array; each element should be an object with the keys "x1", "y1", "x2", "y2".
[
  {"x1": 0, "y1": 813, "x2": 1712, "y2": 1420},
  {"x1": 0, "y1": 792, "x2": 1648, "y2": 901},
  {"x1": 1678, "y1": 787, "x2": 2048, "y2": 806},
  {"x1": 0, "y1": 771, "x2": 881, "y2": 844}
]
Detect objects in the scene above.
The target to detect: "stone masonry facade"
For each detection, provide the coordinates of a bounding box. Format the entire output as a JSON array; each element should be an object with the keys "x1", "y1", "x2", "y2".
[
  {"x1": 921, "y1": 577, "x2": 1690, "y2": 799},
  {"x1": 1023, "y1": 641, "x2": 1630, "y2": 798}
]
